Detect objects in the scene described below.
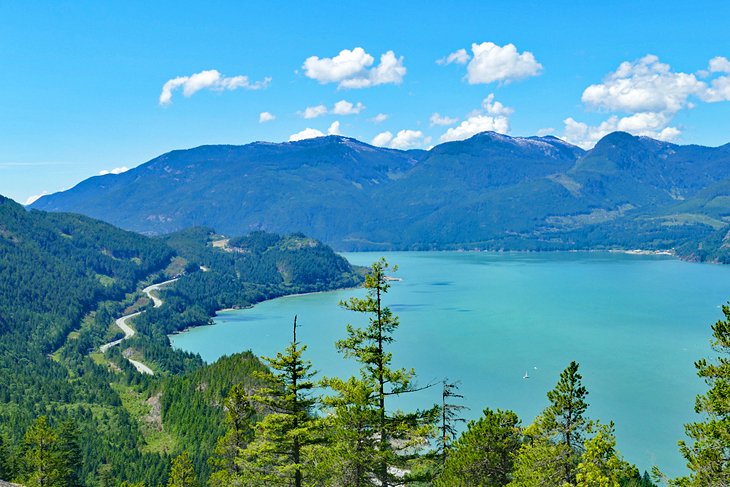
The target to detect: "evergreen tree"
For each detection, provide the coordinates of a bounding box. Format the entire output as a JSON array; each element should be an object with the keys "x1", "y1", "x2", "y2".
[
  {"x1": 56, "y1": 419, "x2": 82, "y2": 487},
  {"x1": 319, "y1": 376, "x2": 382, "y2": 486},
  {"x1": 0, "y1": 433, "x2": 10, "y2": 480},
  {"x1": 543, "y1": 361, "x2": 589, "y2": 452},
  {"x1": 436, "y1": 408, "x2": 521, "y2": 487},
  {"x1": 235, "y1": 315, "x2": 320, "y2": 486},
  {"x1": 167, "y1": 451, "x2": 199, "y2": 487},
  {"x1": 438, "y1": 379, "x2": 467, "y2": 466},
  {"x1": 209, "y1": 383, "x2": 257, "y2": 484},
  {"x1": 510, "y1": 362, "x2": 590, "y2": 487},
  {"x1": 23, "y1": 416, "x2": 62, "y2": 487},
  {"x1": 575, "y1": 423, "x2": 633, "y2": 487},
  {"x1": 675, "y1": 303, "x2": 730, "y2": 485},
  {"x1": 543, "y1": 360, "x2": 589, "y2": 485},
  {"x1": 325, "y1": 258, "x2": 437, "y2": 486}
]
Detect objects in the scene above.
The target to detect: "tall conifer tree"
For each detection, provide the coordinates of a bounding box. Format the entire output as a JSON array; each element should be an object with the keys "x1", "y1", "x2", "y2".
[
  {"x1": 236, "y1": 316, "x2": 319, "y2": 486},
  {"x1": 23, "y1": 416, "x2": 61, "y2": 487},
  {"x1": 325, "y1": 258, "x2": 437, "y2": 486}
]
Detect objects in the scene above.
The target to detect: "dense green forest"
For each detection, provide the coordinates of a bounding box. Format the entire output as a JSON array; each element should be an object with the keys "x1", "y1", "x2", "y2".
[{"x1": 0, "y1": 197, "x2": 361, "y2": 485}]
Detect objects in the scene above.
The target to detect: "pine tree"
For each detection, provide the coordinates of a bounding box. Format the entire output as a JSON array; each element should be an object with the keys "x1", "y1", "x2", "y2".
[
  {"x1": 438, "y1": 379, "x2": 467, "y2": 466},
  {"x1": 319, "y1": 375, "x2": 382, "y2": 486},
  {"x1": 675, "y1": 303, "x2": 730, "y2": 485},
  {"x1": 167, "y1": 451, "x2": 199, "y2": 487},
  {"x1": 23, "y1": 416, "x2": 62, "y2": 487},
  {"x1": 325, "y1": 258, "x2": 437, "y2": 486},
  {"x1": 510, "y1": 362, "x2": 590, "y2": 487},
  {"x1": 236, "y1": 315, "x2": 320, "y2": 486},
  {"x1": 575, "y1": 423, "x2": 634, "y2": 487},
  {"x1": 209, "y1": 383, "x2": 257, "y2": 484},
  {"x1": 543, "y1": 361, "x2": 589, "y2": 452},
  {"x1": 436, "y1": 408, "x2": 521, "y2": 487},
  {"x1": 56, "y1": 419, "x2": 82, "y2": 487}
]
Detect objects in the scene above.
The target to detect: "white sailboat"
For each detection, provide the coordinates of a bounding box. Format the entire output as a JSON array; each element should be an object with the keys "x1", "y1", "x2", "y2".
[{"x1": 523, "y1": 371, "x2": 529, "y2": 379}]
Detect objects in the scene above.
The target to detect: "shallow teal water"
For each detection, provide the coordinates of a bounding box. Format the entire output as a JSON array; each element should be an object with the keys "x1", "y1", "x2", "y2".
[{"x1": 170, "y1": 251, "x2": 730, "y2": 476}]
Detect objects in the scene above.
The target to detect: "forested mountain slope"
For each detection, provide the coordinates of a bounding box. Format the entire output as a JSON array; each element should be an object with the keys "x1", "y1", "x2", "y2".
[
  {"x1": 0, "y1": 196, "x2": 361, "y2": 485},
  {"x1": 31, "y1": 131, "x2": 730, "y2": 261}
]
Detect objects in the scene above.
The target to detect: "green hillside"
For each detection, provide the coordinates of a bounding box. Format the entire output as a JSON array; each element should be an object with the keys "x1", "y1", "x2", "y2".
[{"x1": 0, "y1": 196, "x2": 361, "y2": 485}]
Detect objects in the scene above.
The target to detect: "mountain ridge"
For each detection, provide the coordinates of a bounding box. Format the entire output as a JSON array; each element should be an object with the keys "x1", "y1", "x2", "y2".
[{"x1": 31, "y1": 131, "x2": 730, "y2": 261}]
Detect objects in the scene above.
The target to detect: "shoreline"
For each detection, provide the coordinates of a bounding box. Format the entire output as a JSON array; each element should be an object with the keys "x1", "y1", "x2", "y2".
[
  {"x1": 168, "y1": 248, "x2": 689, "y2": 342},
  {"x1": 169, "y1": 284, "x2": 364, "y2": 336}
]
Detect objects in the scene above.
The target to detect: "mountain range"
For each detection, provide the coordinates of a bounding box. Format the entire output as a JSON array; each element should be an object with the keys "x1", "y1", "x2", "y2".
[{"x1": 31, "y1": 131, "x2": 730, "y2": 261}]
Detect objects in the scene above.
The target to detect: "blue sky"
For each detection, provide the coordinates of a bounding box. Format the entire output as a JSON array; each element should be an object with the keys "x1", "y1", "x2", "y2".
[{"x1": 2, "y1": 0, "x2": 729, "y2": 205}]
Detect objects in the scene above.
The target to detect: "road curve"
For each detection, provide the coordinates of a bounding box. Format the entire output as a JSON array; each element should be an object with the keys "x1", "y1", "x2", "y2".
[{"x1": 99, "y1": 278, "x2": 178, "y2": 375}]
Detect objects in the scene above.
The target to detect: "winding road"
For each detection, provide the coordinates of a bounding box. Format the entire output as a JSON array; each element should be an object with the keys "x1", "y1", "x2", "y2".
[{"x1": 99, "y1": 278, "x2": 178, "y2": 375}]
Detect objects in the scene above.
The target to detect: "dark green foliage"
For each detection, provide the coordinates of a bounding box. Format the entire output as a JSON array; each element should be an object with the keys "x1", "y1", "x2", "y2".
[
  {"x1": 543, "y1": 360, "x2": 589, "y2": 452},
  {"x1": 0, "y1": 197, "x2": 175, "y2": 485},
  {"x1": 541, "y1": 361, "x2": 590, "y2": 485},
  {"x1": 435, "y1": 408, "x2": 521, "y2": 487},
  {"x1": 218, "y1": 317, "x2": 321, "y2": 485},
  {"x1": 673, "y1": 303, "x2": 730, "y2": 485},
  {"x1": 19, "y1": 416, "x2": 84, "y2": 487},
  {"x1": 56, "y1": 420, "x2": 82, "y2": 486},
  {"x1": 323, "y1": 258, "x2": 438, "y2": 486},
  {"x1": 160, "y1": 352, "x2": 269, "y2": 481},
  {"x1": 0, "y1": 196, "x2": 360, "y2": 486}
]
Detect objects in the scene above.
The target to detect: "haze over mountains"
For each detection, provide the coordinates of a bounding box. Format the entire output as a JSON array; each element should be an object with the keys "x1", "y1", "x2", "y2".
[{"x1": 32, "y1": 131, "x2": 730, "y2": 261}]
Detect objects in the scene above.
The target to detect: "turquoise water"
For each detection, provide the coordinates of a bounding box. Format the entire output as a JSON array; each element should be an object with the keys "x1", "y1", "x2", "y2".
[{"x1": 170, "y1": 251, "x2": 730, "y2": 476}]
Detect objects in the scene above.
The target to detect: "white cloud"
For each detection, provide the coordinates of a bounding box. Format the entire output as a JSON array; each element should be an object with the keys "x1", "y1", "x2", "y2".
[
  {"x1": 99, "y1": 166, "x2": 129, "y2": 176},
  {"x1": 371, "y1": 130, "x2": 429, "y2": 150},
  {"x1": 561, "y1": 54, "x2": 730, "y2": 148},
  {"x1": 25, "y1": 191, "x2": 49, "y2": 206},
  {"x1": 288, "y1": 121, "x2": 342, "y2": 142},
  {"x1": 482, "y1": 93, "x2": 514, "y2": 116},
  {"x1": 159, "y1": 69, "x2": 270, "y2": 105},
  {"x1": 333, "y1": 100, "x2": 365, "y2": 115},
  {"x1": 370, "y1": 113, "x2": 389, "y2": 123},
  {"x1": 289, "y1": 128, "x2": 325, "y2": 141},
  {"x1": 372, "y1": 131, "x2": 393, "y2": 147},
  {"x1": 259, "y1": 111, "x2": 276, "y2": 123},
  {"x1": 390, "y1": 130, "x2": 429, "y2": 150},
  {"x1": 429, "y1": 113, "x2": 458, "y2": 126},
  {"x1": 327, "y1": 121, "x2": 341, "y2": 136},
  {"x1": 561, "y1": 114, "x2": 682, "y2": 149},
  {"x1": 709, "y1": 56, "x2": 730, "y2": 74},
  {"x1": 439, "y1": 93, "x2": 513, "y2": 142},
  {"x1": 440, "y1": 115, "x2": 511, "y2": 143},
  {"x1": 465, "y1": 42, "x2": 542, "y2": 84},
  {"x1": 302, "y1": 104, "x2": 328, "y2": 119},
  {"x1": 581, "y1": 55, "x2": 705, "y2": 114},
  {"x1": 303, "y1": 47, "x2": 406, "y2": 89},
  {"x1": 301, "y1": 100, "x2": 365, "y2": 118},
  {"x1": 437, "y1": 48, "x2": 470, "y2": 65},
  {"x1": 703, "y1": 75, "x2": 730, "y2": 102}
]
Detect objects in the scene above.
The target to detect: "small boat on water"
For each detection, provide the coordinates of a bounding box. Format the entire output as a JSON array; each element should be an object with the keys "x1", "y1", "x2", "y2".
[{"x1": 523, "y1": 371, "x2": 529, "y2": 379}]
